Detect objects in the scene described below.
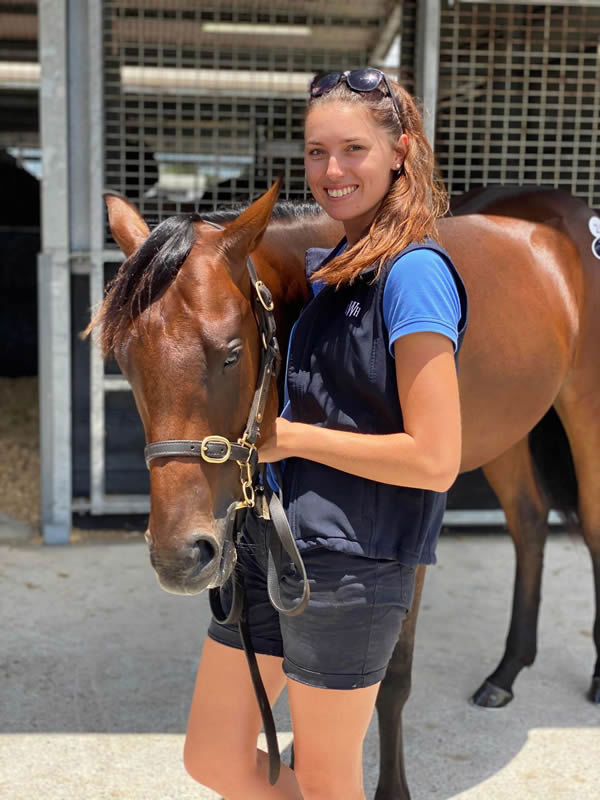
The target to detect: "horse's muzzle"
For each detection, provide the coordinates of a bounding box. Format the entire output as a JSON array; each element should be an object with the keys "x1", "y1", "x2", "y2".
[{"x1": 148, "y1": 526, "x2": 237, "y2": 596}]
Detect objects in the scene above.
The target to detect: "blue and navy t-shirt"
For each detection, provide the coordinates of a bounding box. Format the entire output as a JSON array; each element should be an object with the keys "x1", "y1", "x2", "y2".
[
  {"x1": 267, "y1": 247, "x2": 461, "y2": 490},
  {"x1": 284, "y1": 247, "x2": 461, "y2": 411},
  {"x1": 383, "y1": 248, "x2": 462, "y2": 354}
]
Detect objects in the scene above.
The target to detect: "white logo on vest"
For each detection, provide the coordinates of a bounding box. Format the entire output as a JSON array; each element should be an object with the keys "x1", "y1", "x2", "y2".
[{"x1": 345, "y1": 300, "x2": 361, "y2": 318}]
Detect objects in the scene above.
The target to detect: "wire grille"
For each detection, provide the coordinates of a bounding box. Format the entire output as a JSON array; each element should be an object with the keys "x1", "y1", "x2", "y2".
[
  {"x1": 102, "y1": 0, "x2": 402, "y2": 234},
  {"x1": 436, "y1": 2, "x2": 600, "y2": 207},
  {"x1": 0, "y1": 2, "x2": 39, "y2": 150},
  {"x1": 398, "y1": 0, "x2": 417, "y2": 97}
]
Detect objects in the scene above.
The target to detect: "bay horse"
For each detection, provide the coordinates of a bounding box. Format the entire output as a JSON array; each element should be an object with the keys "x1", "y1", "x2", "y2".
[{"x1": 88, "y1": 182, "x2": 600, "y2": 800}]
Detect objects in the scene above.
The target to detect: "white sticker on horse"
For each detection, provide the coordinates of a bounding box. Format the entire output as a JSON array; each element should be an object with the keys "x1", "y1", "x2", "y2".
[{"x1": 588, "y1": 216, "x2": 600, "y2": 238}]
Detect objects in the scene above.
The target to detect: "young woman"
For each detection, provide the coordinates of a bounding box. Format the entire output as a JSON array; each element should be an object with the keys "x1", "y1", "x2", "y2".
[{"x1": 183, "y1": 68, "x2": 467, "y2": 800}]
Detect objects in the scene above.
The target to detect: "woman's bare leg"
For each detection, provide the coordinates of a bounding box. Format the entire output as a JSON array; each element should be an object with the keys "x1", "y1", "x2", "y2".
[
  {"x1": 184, "y1": 638, "x2": 302, "y2": 800},
  {"x1": 287, "y1": 678, "x2": 380, "y2": 800}
]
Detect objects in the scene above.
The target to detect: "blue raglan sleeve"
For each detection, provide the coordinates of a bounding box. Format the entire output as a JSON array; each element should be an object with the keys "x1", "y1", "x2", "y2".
[{"x1": 383, "y1": 249, "x2": 462, "y2": 355}]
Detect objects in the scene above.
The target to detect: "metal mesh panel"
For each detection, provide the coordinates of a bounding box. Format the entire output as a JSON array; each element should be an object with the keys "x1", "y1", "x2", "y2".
[
  {"x1": 89, "y1": 1, "x2": 411, "y2": 512},
  {"x1": 398, "y1": 0, "x2": 417, "y2": 96},
  {"x1": 0, "y1": 1, "x2": 39, "y2": 151},
  {"x1": 436, "y1": 2, "x2": 600, "y2": 206},
  {"x1": 102, "y1": 0, "x2": 405, "y2": 233}
]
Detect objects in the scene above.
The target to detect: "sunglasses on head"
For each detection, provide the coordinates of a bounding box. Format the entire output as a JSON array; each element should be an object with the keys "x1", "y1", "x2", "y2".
[{"x1": 309, "y1": 67, "x2": 402, "y2": 127}]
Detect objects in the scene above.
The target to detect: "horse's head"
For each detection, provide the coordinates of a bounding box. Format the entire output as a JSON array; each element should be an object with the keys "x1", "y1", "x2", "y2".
[{"x1": 89, "y1": 183, "x2": 281, "y2": 595}]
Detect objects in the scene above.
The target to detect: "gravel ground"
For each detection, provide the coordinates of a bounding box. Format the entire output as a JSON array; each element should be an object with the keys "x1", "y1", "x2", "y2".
[
  {"x1": 0, "y1": 377, "x2": 141, "y2": 543},
  {"x1": 0, "y1": 377, "x2": 40, "y2": 526}
]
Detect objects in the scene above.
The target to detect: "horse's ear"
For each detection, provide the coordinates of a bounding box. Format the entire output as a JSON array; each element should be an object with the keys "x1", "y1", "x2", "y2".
[
  {"x1": 104, "y1": 192, "x2": 151, "y2": 258},
  {"x1": 223, "y1": 179, "x2": 281, "y2": 274}
]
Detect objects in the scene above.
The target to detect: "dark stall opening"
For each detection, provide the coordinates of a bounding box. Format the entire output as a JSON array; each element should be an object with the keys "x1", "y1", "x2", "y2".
[{"x1": 0, "y1": 149, "x2": 40, "y2": 378}]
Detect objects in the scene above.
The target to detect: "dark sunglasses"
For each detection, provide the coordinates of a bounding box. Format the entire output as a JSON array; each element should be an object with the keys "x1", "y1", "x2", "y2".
[{"x1": 309, "y1": 68, "x2": 402, "y2": 127}]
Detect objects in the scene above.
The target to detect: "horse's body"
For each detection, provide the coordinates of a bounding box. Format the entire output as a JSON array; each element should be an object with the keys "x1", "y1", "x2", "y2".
[{"x1": 94, "y1": 185, "x2": 600, "y2": 800}]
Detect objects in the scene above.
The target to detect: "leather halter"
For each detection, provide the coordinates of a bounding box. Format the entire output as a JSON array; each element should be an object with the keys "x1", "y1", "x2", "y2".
[
  {"x1": 144, "y1": 220, "x2": 279, "y2": 511},
  {"x1": 142, "y1": 219, "x2": 309, "y2": 785}
]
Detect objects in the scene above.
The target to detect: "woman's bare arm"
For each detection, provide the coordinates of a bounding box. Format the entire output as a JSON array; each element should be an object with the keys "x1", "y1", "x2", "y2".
[{"x1": 258, "y1": 331, "x2": 461, "y2": 492}]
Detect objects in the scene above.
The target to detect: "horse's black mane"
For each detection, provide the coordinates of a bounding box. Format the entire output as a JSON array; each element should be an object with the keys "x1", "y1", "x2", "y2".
[
  {"x1": 93, "y1": 199, "x2": 321, "y2": 355},
  {"x1": 200, "y1": 199, "x2": 321, "y2": 224}
]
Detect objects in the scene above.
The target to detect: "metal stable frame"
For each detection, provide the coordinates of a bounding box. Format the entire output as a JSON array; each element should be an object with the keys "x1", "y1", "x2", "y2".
[
  {"x1": 38, "y1": 0, "x2": 140, "y2": 544},
  {"x1": 38, "y1": 0, "x2": 71, "y2": 544},
  {"x1": 39, "y1": 0, "x2": 585, "y2": 543}
]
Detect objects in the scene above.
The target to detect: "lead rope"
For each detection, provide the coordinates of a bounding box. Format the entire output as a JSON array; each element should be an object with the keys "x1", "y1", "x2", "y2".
[
  {"x1": 209, "y1": 481, "x2": 309, "y2": 785},
  {"x1": 237, "y1": 572, "x2": 282, "y2": 786},
  {"x1": 209, "y1": 507, "x2": 282, "y2": 786},
  {"x1": 206, "y1": 259, "x2": 306, "y2": 785}
]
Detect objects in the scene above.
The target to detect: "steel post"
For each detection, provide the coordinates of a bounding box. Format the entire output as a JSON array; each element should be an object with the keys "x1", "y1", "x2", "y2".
[
  {"x1": 38, "y1": 0, "x2": 71, "y2": 544},
  {"x1": 415, "y1": 0, "x2": 441, "y2": 148},
  {"x1": 88, "y1": 0, "x2": 108, "y2": 515}
]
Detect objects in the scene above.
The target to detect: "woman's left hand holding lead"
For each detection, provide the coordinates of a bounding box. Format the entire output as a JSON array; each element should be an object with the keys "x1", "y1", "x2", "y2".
[{"x1": 258, "y1": 417, "x2": 297, "y2": 463}]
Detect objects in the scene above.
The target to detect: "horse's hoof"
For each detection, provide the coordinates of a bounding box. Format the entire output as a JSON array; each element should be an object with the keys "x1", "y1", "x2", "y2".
[
  {"x1": 471, "y1": 680, "x2": 513, "y2": 708},
  {"x1": 587, "y1": 676, "x2": 600, "y2": 704}
]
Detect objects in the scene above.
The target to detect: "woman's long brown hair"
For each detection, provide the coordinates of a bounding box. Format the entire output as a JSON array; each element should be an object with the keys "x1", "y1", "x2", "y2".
[{"x1": 307, "y1": 77, "x2": 448, "y2": 287}]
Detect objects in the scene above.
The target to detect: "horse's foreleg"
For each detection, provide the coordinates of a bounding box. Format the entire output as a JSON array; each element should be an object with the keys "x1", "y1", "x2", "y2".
[
  {"x1": 374, "y1": 564, "x2": 426, "y2": 800},
  {"x1": 473, "y1": 439, "x2": 550, "y2": 708}
]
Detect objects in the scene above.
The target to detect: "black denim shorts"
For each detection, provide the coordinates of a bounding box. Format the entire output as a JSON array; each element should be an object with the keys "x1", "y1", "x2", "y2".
[{"x1": 207, "y1": 514, "x2": 416, "y2": 690}]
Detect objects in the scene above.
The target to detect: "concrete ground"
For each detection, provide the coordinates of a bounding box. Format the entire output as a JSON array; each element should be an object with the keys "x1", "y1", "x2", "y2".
[{"x1": 1, "y1": 525, "x2": 598, "y2": 800}]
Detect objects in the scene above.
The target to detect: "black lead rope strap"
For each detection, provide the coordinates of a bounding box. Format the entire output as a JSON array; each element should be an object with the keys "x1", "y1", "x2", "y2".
[
  {"x1": 208, "y1": 509, "x2": 245, "y2": 626},
  {"x1": 208, "y1": 491, "x2": 310, "y2": 786},
  {"x1": 237, "y1": 577, "x2": 282, "y2": 786},
  {"x1": 209, "y1": 492, "x2": 310, "y2": 624},
  {"x1": 209, "y1": 565, "x2": 282, "y2": 786},
  {"x1": 265, "y1": 489, "x2": 309, "y2": 616},
  {"x1": 208, "y1": 563, "x2": 281, "y2": 787}
]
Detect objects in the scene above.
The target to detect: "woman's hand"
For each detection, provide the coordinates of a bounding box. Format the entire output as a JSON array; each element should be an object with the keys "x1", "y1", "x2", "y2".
[{"x1": 258, "y1": 417, "x2": 296, "y2": 463}]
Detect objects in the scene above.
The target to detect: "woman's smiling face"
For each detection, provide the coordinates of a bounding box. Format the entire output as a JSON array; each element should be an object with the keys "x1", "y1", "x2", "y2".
[{"x1": 304, "y1": 101, "x2": 406, "y2": 243}]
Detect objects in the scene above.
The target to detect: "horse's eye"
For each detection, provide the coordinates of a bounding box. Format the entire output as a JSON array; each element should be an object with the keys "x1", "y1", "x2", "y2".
[{"x1": 224, "y1": 348, "x2": 242, "y2": 369}]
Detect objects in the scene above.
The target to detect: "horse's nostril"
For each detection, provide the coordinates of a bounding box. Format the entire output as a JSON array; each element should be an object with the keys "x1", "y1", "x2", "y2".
[{"x1": 194, "y1": 538, "x2": 216, "y2": 571}]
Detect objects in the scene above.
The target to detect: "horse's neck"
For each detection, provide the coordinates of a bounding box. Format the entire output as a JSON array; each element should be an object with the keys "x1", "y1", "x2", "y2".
[
  {"x1": 253, "y1": 212, "x2": 342, "y2": 379},
  {"x1": 258, "y1": 212, "x2": 342, "y2": 298}
]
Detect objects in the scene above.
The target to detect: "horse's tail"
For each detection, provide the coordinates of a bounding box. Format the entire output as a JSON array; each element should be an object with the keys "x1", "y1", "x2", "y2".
[{"x1": 528, "y1": 407, "x2": 579, "y2": 527}]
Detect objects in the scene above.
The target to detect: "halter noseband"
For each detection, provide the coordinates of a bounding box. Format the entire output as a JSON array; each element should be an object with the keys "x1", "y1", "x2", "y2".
[{"x1": 143, "y1": 219, "x2": 280, "y2": 511}]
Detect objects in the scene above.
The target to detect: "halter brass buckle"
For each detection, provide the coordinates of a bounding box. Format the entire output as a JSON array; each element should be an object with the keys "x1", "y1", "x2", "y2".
[
  {"x1": 255, "y1": 280, "x2": 274, "y2": 312},
  {"x1": 200, "y1": 435, "x2": 232, "y2": 464}
]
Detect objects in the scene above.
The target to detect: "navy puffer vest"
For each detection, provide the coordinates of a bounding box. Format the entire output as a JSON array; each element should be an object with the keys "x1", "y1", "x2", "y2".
[{"x1": 282, "y1": 238, "x2": 468, "y2": 564}]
